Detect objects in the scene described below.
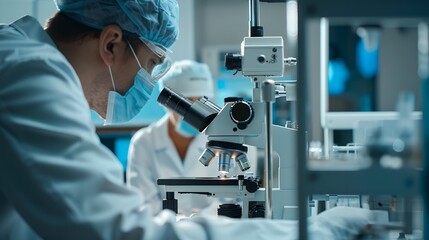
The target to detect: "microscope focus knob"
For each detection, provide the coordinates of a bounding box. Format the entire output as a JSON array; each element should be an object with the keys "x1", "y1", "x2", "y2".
[
  {"x1": 229, "y1": 101, "x2": 253, "y2": 126},
  {"x1": 257, "y1": 55, "x2": 266, "y2": 63}
]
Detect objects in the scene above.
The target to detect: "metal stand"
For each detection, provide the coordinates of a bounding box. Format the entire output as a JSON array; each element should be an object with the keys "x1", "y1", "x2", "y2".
[{"x1": 262, "y1": 80, "x2": 276, "y2": 219}]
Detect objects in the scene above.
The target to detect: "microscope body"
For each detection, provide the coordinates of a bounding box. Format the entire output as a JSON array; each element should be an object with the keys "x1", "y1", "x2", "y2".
[
  {"x1": 157, "y1": 34, "x2": 298, "y2": 219},
  {"x1": 204, "y1": 100, "x2": 298, "y2": 219},
  {"x1": 157, "y1": 99, "x2": 298, "y2": 219}
]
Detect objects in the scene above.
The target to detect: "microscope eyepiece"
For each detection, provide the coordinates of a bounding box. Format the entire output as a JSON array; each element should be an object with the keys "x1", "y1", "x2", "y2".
[
  {"x1": 158, "y1": 87, "x2": 220, "y2": 132},
  {"x1": 157, "y1": 87, "x2": 192, "y2": 117}
]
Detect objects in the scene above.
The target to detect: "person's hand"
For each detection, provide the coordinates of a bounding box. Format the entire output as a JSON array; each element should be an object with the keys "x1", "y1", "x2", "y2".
[{"x1": 309, "y1": 207, "x2": 371, "y2": 239}]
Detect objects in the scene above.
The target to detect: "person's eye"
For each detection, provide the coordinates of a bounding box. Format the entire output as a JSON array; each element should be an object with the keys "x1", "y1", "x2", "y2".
[{"x1": 151, "y1": 59, "x2": 157, "y2": 67}]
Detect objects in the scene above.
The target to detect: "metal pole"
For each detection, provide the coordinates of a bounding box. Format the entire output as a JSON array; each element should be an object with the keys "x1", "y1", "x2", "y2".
[
  {"x1": 251, "y1": 0, "x2": 260, "y2": 27},
  {"x1": 417, "y1": 22, "x2": 429, "y2": 240},
  {"x1": 297, "y1": 1, "x2": 309, "y2": 238},
  {"x1": 262, "y1": 80, "x2": 275, "y2": 219},
  {"x1": 249, "y1": 0, "x2": 261, "y2": 36}
]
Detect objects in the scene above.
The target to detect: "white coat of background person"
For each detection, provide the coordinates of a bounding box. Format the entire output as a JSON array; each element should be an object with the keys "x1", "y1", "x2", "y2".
[
  {"x1": 127, "y1": 60, "x2": 257, "y2": 216},
  {"x1": 0, "y1": 0, "x2": 372, "y2": 239}
]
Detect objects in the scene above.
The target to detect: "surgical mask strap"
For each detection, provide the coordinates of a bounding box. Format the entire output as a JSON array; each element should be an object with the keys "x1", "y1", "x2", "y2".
[
  {"x1": 127, "y1": 41, "x2": 143, "y2": 69},
  {"x1": 108, "y1": 65, "x2": 116, "y2": 92}
]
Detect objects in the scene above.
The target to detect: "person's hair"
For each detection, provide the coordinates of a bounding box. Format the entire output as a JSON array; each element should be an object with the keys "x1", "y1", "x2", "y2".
[
  {"x1": 45, "y1": 11, "x2": 101, "y2": 43},
  {"x1": 45, "y1": 11, "x2": 140, "y2": 47}
]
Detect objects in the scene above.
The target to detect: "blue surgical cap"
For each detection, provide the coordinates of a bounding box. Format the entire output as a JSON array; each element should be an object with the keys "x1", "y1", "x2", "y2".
[{"x1": 54, "y1": 0, "x2": 179, "y2": 49}]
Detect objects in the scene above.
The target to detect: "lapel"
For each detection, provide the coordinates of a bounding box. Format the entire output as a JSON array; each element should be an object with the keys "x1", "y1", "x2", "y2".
[{"x1": 154, "y1": 115, "x2": 186, "y2": 176}]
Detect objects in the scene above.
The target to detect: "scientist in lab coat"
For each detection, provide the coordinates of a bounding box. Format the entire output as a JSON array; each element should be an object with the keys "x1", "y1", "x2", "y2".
[
  {"x1": 128, "y1": 60, "x2": 246, "y2": 216},
  {"x1": 0, "y1": 0, "x2": 371, "y2": 239}
]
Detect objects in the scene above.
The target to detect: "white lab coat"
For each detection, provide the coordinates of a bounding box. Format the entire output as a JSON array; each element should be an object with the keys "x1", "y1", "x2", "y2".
[
  {"x1": 127, "y1": 115, "x2": 224, "y2": 216},
  {"x1": 0, "y1": 15, "x2": 370, "y2": 240}
]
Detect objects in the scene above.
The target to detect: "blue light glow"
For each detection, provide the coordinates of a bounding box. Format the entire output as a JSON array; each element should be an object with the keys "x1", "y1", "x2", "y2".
[
  {"x1": 356, "y1": 38, "x2": 379, "y2": 79},
  {"x1": 328, "y1": 59, "x2": 350, "y2": 95}
]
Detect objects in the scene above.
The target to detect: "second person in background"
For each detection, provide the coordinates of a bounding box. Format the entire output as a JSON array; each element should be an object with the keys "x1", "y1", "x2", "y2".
[{"x1": 128, "y1": 60, "x2": 223, "y2": 216}]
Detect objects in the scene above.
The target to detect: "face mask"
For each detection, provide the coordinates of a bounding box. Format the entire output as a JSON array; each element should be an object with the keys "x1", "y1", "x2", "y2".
[
  {"x1": 104, "y1": 42, "x2": 155, "y2": 125},
  {"x1": 175, "y1": 119, "x2": 200, "y2": 137}
]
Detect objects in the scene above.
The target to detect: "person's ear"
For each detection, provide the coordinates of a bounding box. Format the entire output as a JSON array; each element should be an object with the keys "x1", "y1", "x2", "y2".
[{"x1": 98, "y1": 25, "x2": 124, "y2": 66}]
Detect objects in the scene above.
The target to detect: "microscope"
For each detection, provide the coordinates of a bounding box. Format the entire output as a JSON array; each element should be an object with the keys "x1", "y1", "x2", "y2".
[{"x1": 157, "y1": 0, "x2": 298, "y2": 220}]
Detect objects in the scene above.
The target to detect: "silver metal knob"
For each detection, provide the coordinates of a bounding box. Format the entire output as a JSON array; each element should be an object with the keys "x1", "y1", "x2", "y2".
[
  {"x1": 199, "y1": 148, "x2": 216, "y2": 166},
  {"x1": 235, "y1": 153, "x2": 251, "y2": 171}
]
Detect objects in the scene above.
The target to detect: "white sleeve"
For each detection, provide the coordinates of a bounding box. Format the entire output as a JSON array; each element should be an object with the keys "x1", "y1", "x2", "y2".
[
  {"x1": 127, "y1": 130, "x2": 163, "y2": 214},
  {"x1": 178, "y1": 206, "x2": 371, "y2": 240},
  {"x1": 0, "y1": 58, "x2": 371, "y2": 239}
]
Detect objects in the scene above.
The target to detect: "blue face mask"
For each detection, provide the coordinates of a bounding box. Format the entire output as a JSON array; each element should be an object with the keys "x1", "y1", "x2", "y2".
[
  {"x1": 104, "y1": 42, "x2": 156, "y2": 125},
  {"x1": 105, "y1": 68, "x2": 153, "y2": 125},
  {"x1": 175, "y1": 119, "x2": 200, "y2": 137}
]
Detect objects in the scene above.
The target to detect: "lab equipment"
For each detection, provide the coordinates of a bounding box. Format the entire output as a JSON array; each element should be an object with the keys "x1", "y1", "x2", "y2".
[
  {"x1": 54, "y1": 0, "x2": 179, "y2": 49},
  {"x1": 157, "y1": 83, "x2": 297, "y2": 219},
  {"x1": 157, "y1": 87, "x2": 220, "y2": 133},
  {"x1": 157, "y1": 0, "x2": 299, "y2": 220}
]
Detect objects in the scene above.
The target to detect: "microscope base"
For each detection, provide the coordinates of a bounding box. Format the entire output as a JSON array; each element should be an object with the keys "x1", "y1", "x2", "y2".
[{"x1": 157, "y1": 177, "x2": 297, "y2": 219}]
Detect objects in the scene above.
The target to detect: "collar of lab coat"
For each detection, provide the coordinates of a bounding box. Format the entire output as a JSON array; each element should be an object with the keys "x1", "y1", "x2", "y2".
[{"x1": 10, "y1": 15, "x2": 57, "y2": 49}]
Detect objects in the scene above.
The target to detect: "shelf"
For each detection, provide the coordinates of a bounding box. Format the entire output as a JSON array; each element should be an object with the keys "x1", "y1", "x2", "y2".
[
  {"x1": 303, "y1": 167, "x2": 422, "y2": 196},
  {"x1": 323, "y1": 111, "x2": 422, "y2": 130}
]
